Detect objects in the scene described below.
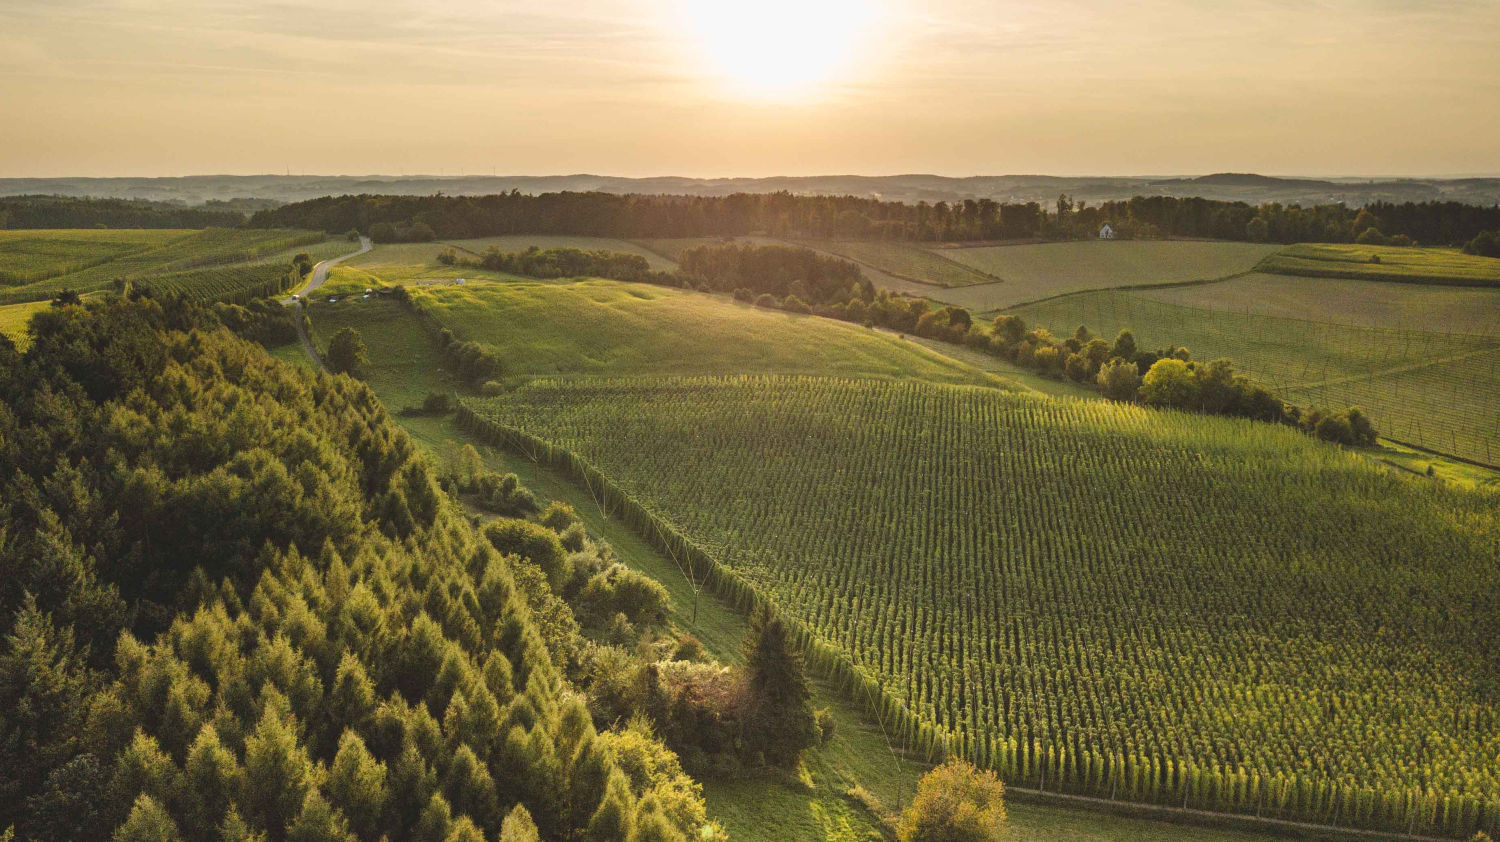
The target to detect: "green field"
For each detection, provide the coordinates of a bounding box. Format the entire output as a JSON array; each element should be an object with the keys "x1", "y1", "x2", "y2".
[
  {"x1": 1138, "y1": 272, "x2": 1500, "y2": 335},
  {"x1": 1260, "y1": 243, "x2": 1500, "y2": 286},
  {"x1": 0, "y1": 228, "x2": 192, "y2": 284},
  {"x1": 801, "y1": 239, "x2": 1001, "y2": 287},
  {"x1": 0, "y1": 228, "x2": 342, "y2": 303},
  {"x1": 303, "y1": 282, "x2": 1304, "y2": 842},
  {"x1": 347, "y1": 236, "x2": 676, "y2": 286},
  {"x1": 921, "y1": 240, "x2": 1281, "y2": 311},
  {"x1": 632, "y1": 237, "x2": 730, "y2": 262},
  {"x1": 397, "y1": 279, "x2": 995, "y2": 384},
  {"x1": 468, "y1": 375, "x2": 1500, "y2": 839},
  {"x1": 1012, "y1": 290, "x2": 1500, "y2": 465},
  {"x1": 0, "y1": 299, "x2": 52, "y2": 350}
]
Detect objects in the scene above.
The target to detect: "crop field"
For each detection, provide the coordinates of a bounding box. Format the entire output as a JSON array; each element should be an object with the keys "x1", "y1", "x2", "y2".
[
  {"x1": 919, "y1": 240, "x2": 1281, "y2": 311},
  {"x1": 0, "y1": 228, "x2": 339, "y2": 303},
  {"x1": 0, "y1": 228, "x2": 192, "y2": 284},
  {"x1": 0, "y1": 299, "x2": 52, "y2": 350},
  {"x1": 1011, "y1": 290, "x2": 1500, "y2": 465},
  {"x1": 1260, "y1": 243, "x2": 1500, "y2": 286},
  {"x1": 401, "y1": 279, "x2": 993, "y2": 383},
  {"x1": 800, "y1": 239, "x2": 1000, "y2": 287},
  {"x1": 1138, "y1": 272, "x2": 1500, "y2": 335},
  {"x1": 467, "y1": 375, "x2": 1500, "y2": 838}
]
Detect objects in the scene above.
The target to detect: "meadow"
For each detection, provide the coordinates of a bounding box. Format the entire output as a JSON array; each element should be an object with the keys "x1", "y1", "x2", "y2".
[
  {"x1": 346, "y1": 235, "x2": 677, "y2": 286},
  {"x1": 467, "y1": 375, "x2": 1500, "y2": 838},
  {"x1": 1259, "y1": 243, "x2": 1500, "y2": 286},
  {"x1": 1138, "y1": 272, "x2": 1500, "y2": 335},
  {"x1": 0, "y1": 228, "x2": 192, "y2": 284},
  {"x1": 1011, "y1": 290, "x2": 1500, "y2": 465},
  {"x1": 0, "y1": 228, "x2": 345, "y2": 303},
  {"x1": 395, "y1": 279, "x2": 994, "y2": 384},
  {"x1": 925, "y1": 240, "x2": 1281, "y2": 310},
  {"x1": 800, "y1": 239, "x2": 1001, "y2": 287}
]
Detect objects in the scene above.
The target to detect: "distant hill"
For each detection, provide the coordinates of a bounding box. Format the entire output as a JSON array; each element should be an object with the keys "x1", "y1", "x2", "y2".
[{"x1": 3, "y1": 172, "x2": 1498, "y2": 209}]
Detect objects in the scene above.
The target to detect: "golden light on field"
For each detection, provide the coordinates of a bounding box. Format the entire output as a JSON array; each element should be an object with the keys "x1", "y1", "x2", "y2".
[{"x1": 680, "y1": 0, "x2": 879, "y2": 99}]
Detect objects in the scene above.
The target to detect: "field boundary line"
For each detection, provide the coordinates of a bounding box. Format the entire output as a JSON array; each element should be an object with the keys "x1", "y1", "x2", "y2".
[{"x1": 1283, "y1": 344, "x2": 1500, "y2": 391}]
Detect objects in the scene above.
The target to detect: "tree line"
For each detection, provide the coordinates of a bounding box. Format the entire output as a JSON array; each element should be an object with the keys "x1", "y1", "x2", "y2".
[
  {"x1": 0, "y1": 195, "x2": 244, "y2": 229},
  {"x1": 249, "y1": 191, "x2": 1500, "y2": 246}
]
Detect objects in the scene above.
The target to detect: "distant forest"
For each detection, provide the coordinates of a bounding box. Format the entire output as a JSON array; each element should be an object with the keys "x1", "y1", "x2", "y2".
[
  {"x1": 0, "y1": 195, "x2": 244, "y2": 229},
  {"x1": 250, "y1": 191, "x2": 1500, "y2": 246}
]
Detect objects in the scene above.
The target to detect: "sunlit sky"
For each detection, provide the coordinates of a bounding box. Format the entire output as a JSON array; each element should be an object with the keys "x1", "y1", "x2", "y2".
[{"x1": 2, "y1": 0, "x2": 1498, "y2": 178}]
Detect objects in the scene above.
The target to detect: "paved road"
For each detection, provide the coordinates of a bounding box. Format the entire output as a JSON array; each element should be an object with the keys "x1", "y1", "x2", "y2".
[
  {"x1": 283, "y1": 236, "x2": 371, "y2": 304},
  {"x1": 284, "y1": 236, "x2": 372, "y2": 372}
]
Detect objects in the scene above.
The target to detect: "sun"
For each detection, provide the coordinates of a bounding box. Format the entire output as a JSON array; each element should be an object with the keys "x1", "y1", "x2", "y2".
[{"x1": 681, "y1": 0, "x2": 878, "y2": 99}]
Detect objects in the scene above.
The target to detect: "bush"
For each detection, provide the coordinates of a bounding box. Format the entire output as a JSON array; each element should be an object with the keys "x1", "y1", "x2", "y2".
[
  {"x1": 1138, "y1": 358, "x2": 1197, "y2": 409},
  {"x1": 1463, "y1": 230, "x2": 1500, "y2": 258},
  {"x1": 325, "y1": 327, "x2": 368, "y2": 378},
  {"x1": 437, "y1": 248, "x2": 459, "y2": 266},
  {"x1": 896, "y1": 759, "x2": 1006, "y2": 842},
  {"x1": 482, "y1": 518, "x2": 568, "y2": 589},
  {"x1": 782, "y1": 296, "x2": 810, "y2": 314},
  {"x1": 1095, "y1": 358, "x2": 1141, "y2": 401},
  {"x1": 753, "y1": 294, "x2": 779, "y2": 309},
  {"x1": 814, "y1": 708, "x2": 836, "y2": 746},
  {"x1": 421, "y1": 392, "x2": 452, "y2": 415}
]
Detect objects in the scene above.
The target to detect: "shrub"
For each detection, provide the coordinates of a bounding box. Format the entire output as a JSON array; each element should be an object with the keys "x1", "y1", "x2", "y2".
[
  {"x1": 1138, "y1": 358, "x2": 1198, "y2": 409},
  {"x1": 482, "y1": 519, "x2": 568, "y2": 589},
  {"x1": 1463, "y1": 230, "x2": 1500, "y2": 258},
  {"x1": 896, "y1": 759, "x2": 1006, "y2": 842},
  {"x1": 753, "y1": 294, "x2": 779, "y2": 309},
  {"x1": 782, "y1": 296, "x2": 810, "y2": 314},
  {"x1": 325, "y1": 327, "x2": 368, "y2": 378},
  {"x1": 1096, "y1": 358, "x2": 1141, "y2": 401}
]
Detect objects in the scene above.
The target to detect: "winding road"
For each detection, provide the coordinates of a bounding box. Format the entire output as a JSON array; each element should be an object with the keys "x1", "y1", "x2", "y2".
[{"x1": 284, "y1": 236, "x2": 372, "y2": 370}]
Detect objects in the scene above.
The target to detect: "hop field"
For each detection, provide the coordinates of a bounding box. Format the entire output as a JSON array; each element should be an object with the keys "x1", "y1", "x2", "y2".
[
  {"x1": 1011, "y1": 290, "x2": 1500, "y2": 465},
  {"x1": 800, "y1": 239, "x2": 1000, "y2": 287},
  {"x1": 0, "y1": 228, "x2": 337, "y2": 303},
  {"x1": 0, "y1": 228, "x2": 193, "y2": 284},
  {"x1": 466, "y1": 375, "x2": 1500, "y2": 838}
]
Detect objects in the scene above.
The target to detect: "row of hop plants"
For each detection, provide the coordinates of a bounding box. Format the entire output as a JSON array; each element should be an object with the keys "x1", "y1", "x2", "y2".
[{"x1": 460, "y1": 376, "x2": 1500, "y2": 839}]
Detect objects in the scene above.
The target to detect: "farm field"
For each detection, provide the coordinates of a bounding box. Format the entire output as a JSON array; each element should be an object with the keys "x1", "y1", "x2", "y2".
[
  {"x1": 0, "y1": 228, "x2": 192, "y2": 284},
  {"x1": 392, "y1": 278, "x2": 996, "y2": 384},
  {"x1": 301, "y1": 284, "x2": 1303, "y2": 842},
  {"x1": 467, "y1": 375, "x2": 1500, "y2": 839},
  {"x1": 922, "y1": 240, "x2": 1281, "y2": 310},
  {"x1": 1260, "y1": 243, "x2": 1500, "y2": 286},
  {"x1": 800, "y1": 239, "x2": 1000, "y2": 287},
  {"x1": 0, "y1": 228, "x2": 343, "y2": 303},
  {"x1": 631, "y1": 237, "x2": 728, "y2": 262},
  {"x1": 1138, "y1": 272, "x2": 1500, "y2": 335},
  {"x1": 347, "y1": 235, "x2": 676, "y2": 285},
  {"x1": 1011, "y1": 290, "x2": 1500, "y2": 465},
  {"x1": 0, "y1": 299, "x2": 51, "y2": 349}
]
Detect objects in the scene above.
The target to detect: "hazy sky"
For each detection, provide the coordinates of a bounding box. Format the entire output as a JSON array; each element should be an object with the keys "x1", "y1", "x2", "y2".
[{"x1": 3, "y1": 0, "x2": 1498, "y2": 177}]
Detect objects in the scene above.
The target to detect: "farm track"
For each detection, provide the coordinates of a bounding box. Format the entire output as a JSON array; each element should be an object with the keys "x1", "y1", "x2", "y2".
[{"x1": 285, "y1": 237, "x2": 370, "y2": 371}]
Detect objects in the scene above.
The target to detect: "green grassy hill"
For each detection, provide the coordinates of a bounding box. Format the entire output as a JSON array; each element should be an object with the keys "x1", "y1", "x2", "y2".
[
  {"x1": 1260, "y1": 243, "x2": 1500, "y2": 286},
  {"x1": 1138, "y1": 272, "x2": 1500, "y2": 335},
  {"x1": 395, "y1": 279, "x2": 997, "y2": 384},
  {"x1": 1011, "y1": 289, "x2": 1500, "y2": 466},
  {"x1": 467, "y1": 375, "x2": 1500, "y2": 839},
  {"x1": 924, "y1": 240, "x2": 1281, "y2": 310}
]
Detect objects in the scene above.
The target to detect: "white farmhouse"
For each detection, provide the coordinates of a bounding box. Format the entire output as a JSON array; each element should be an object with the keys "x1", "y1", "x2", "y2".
[{"x1": 1099, "y1": 224, "x2": 1116, "y2": 239}]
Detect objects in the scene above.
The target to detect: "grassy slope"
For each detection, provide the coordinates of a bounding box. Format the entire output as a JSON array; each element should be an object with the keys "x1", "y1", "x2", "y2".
[
  {"x1": 1260, "y1": 244, "x2": 1500, "y2": 286},
  {"x1": 297, "y1": 291, "x2": 1288, "y2": 842},
  {"x1": 800, "y1": 240, "x2": 1000, "y2": 287},
  {"x1": 348, "y1": 236, "x2": 676, "y2": 286},
  {"x1": 1138, "y1": 272, "x2": 1500, "y2": 335},
  {"x1": 1011, "y1": 290, "x2": 1500, "y2": 466},
  {"x1": 405, "y1": 279, "x2": 998, "y2": 385},
  {"x1": 928, "y1": 240, "x2": 1281, "y2": 311}
]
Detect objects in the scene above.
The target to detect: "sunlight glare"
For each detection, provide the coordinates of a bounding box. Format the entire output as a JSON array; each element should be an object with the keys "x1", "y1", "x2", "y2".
[{"x1": 681, "y1": 0, "x2": 878, "y2": 99}]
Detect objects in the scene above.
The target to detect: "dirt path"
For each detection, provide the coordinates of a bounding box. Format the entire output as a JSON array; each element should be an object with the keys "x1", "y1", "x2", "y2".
[{"x1": 284, "y1": 237, "x2": 371, "y2": 371}]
